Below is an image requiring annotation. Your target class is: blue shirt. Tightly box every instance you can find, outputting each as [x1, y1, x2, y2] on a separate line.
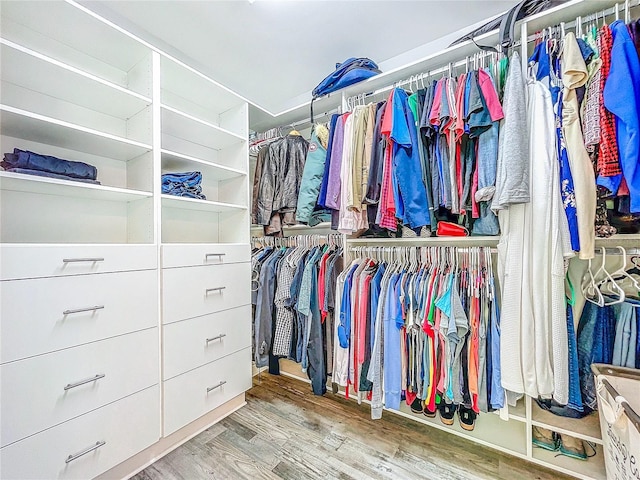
[603, 21, 640, 212]
[390, 88, 431, 228]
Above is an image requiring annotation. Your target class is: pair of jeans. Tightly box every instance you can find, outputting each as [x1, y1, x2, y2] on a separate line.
[577, 301, 616, 410]
[4, 168, 100, 184]
[162, 184, 205, 199]
[3, 149, 97, 180]
[612, 301, 638, 368]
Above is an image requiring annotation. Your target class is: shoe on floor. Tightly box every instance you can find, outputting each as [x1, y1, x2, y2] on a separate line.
[532, 427, 559, 451]
[558, 434, 587, 460]
[438, 402, 457, 426]
[410, 397, 423, 414]
[423, 405, 437, 418]
[458, 406, 477, 431]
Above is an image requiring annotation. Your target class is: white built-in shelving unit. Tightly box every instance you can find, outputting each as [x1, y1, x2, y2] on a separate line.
[0, 1, 251, 479]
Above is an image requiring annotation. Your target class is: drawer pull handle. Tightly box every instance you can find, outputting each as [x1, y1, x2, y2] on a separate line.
[64, 374, 105, 391]
[62, 258, 105, 263]
[205, 287, 226, 294]
[63, 305, 105, 315]
[206, 380, 227, 393]
[205, 253, 226, 259]
[206, 334, 227, 343]
[65, 441, 106, 464]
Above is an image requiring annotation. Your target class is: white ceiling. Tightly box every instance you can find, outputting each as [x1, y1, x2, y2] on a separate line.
[81, 0, 518, 127]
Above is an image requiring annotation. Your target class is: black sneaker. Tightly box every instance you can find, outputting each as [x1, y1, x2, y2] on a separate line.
[438, 402, 457, 426]
[410, 397, 423, 414]
[458, 405, 477, 431]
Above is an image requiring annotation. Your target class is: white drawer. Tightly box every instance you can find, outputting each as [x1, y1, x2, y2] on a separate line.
[1, 269, 158, 363]
[162, 262, 250, 324]
[163, 305, 251, 380]
[163, 347, 251, 435]
[1, 328, 159, 448]
[162, 243, 250, 268]
[0, 385, 159, 480]
[0, 244, 157, 280]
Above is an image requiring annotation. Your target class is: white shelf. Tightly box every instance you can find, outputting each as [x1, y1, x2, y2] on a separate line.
[0, 39, 151, 121]
[161, 194, 246, 213]
[161, 106, 245, 151]
[532, 443, 606, 480]
[0, 1, 150, 83]
[0, 105, 151, 161]
[594, 234, 640, 248]
[161, 56, 246, 120]
[250, 222, 332, 231]
[347, 236, 500, 246]
[531, 403, 602, 445]
[161, 150, 246, 181]
[0, 171, 152, 202]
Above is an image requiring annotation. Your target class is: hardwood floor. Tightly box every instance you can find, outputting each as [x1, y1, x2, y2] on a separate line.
[133, 374, 574, 480]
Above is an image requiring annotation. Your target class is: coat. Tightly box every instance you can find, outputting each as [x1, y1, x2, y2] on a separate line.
[255, 134, 308, 225]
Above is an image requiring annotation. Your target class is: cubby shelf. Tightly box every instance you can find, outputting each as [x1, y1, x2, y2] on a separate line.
[161, 194, 246, 213]
[0, 39, 151, 121]
[0, 105, 152, 161]
[161, 149, 246, 181]
[531, 402, 602, 444]
[161, 106, 245, 151]
[0, 171, 152, 203]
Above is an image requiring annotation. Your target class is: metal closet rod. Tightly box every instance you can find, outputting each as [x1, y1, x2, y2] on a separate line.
[347, 245, 498, 254]
[346, 0, 640, 107]
[521, 0, 640, 44]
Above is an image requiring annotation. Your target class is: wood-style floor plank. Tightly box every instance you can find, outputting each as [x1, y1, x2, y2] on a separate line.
[132, 374, 575, 480]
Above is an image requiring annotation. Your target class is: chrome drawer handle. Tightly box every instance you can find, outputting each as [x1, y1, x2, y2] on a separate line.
[205, 253, 225, 259]
[205, 287, 226, 294]
[206, 380, 227, 393]
[63, 305, 105, 315]
[62, 258, 104, 263]
[206, 334, 226, 343]
[64, 374, 105, 391]
[65, 441, 106, 464]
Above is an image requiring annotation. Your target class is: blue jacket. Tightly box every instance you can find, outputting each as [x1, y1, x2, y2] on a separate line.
[603, 21, 640, 213]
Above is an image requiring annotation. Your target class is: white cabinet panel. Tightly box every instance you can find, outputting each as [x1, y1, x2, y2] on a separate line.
[163, 347, 251, 435]
[1, 328, 158, 447]
[163, 305, 251, 380]
[161, 243, 249, 268]
[162, 262, 250, 324]
[1, 269, 158, 363]
[0, 244, 157, 280]
[0, 386, 159, 480]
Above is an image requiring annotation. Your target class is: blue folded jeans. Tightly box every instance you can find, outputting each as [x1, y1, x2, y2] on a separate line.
[161, 171, 206, 200]
[4, 168, 100, 184]
[3, 149, 97, 180]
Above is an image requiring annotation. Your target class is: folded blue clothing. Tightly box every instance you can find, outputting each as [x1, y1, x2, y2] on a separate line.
[162, 171, 206, 199]
[161, 171, 202, 188]
[4, 168, 101, 184]
[163, 185, 206, 200]
[2, 148, 98, 180]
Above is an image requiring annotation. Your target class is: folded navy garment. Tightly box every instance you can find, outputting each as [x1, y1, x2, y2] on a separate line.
[161, 171, 206, 200]
[5, 168, 101, 184]
[2, 148, 98, 180]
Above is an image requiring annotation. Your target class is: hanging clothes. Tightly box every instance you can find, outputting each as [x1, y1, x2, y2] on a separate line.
[251, 236, 343, 395]
[335, 246, 503, 426]
[254, 134, 309, 235]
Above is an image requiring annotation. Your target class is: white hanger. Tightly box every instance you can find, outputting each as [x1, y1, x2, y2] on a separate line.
[595, 247, 626, 305]
[607, 246, 640, 292]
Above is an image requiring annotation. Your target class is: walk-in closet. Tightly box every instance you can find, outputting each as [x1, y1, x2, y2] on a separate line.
[1, 1, 639, 479]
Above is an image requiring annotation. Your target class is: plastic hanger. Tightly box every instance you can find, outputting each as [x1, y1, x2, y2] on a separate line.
[610, 247, 640, 291]
[594, 247, 625, 305]
[582, 257, 605, 306]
